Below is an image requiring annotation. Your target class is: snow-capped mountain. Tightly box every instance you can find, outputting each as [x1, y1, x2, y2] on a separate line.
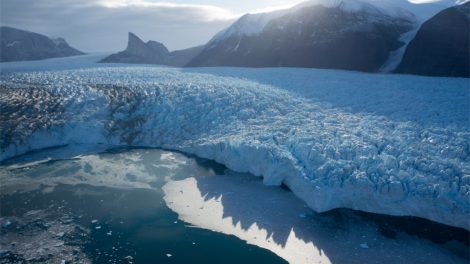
[0, 27, 85, 63]
[100, 32, 205, 67]
[98, 0, 467, 75]
[395, 2, 469, 78]
[186, 0, 419, 72]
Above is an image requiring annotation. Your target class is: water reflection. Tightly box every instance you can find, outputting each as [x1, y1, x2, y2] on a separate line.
[164, 170, 470, 264]
[0, 146, 286, 264]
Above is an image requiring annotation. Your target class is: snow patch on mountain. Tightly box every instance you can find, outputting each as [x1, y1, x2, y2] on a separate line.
[6, 41, 20, 47]
[49, 37, 68, 47]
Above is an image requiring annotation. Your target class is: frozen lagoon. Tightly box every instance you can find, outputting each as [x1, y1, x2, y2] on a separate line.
[0, 54, 469, 232]
[0, 146, 468, 263]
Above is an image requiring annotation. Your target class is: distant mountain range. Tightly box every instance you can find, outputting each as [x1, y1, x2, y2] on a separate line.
[1, 0, 467, 78]
[100, 0, 469, 78]
[0, 27, 86, 62]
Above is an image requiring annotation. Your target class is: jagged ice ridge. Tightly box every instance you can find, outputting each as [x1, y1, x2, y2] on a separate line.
[1, 56, 469, 230]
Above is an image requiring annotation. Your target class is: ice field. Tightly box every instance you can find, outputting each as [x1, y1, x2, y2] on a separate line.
[1, 54, 469, 230]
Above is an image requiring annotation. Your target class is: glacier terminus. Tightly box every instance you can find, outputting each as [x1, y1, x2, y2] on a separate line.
[1, 54, 468, 231]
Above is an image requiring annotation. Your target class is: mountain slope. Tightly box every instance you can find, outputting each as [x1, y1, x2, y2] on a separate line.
[394, 2, 470, 78]
[0, 27, 85, 63]
[186, 0, 418, 72]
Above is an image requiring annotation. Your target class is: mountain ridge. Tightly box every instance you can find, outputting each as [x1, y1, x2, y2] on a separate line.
[0, 26, 85, 63]
[99, 32, 204, 67]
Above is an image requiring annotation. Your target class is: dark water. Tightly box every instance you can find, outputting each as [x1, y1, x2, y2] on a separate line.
[0, 147, 288, 263]
[0, 184, 287, 264]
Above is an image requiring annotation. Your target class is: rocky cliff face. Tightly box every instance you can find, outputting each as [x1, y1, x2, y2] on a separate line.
[186, 2, 418, 72]
[394, 3, 469, 78]
[0, 27, 85, 62]
[100, 32, 169, 64]
[99, 33, 204, 67]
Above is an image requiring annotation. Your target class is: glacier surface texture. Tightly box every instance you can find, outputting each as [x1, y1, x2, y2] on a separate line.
[1, 55, 469, 230]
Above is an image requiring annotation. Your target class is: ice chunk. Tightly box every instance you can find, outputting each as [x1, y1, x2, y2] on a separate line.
[300, 213, 307, 218]
[56, 232, 65, 237]
[91, 220, 98, 224]
[167, 254, 172, 257]
[25, 210, 40, 216]
[95, 226, 101, 229]
[106, 232, 112, 236]
[2, 220, 11, 228]
[360, 243, 369, 249]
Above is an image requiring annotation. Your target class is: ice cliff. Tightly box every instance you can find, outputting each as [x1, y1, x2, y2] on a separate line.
[1, 56, 469, 230]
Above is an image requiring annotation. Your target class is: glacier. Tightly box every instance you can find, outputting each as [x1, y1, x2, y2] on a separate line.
[1, 54, 469, 230]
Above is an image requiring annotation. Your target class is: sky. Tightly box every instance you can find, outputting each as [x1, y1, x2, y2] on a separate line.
[0, 0, 462, 52]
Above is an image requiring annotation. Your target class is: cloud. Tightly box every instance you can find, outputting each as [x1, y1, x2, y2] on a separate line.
[0, 0, 240, 52]
[97, 0, 241, 21]
[247, 4, 298, 14]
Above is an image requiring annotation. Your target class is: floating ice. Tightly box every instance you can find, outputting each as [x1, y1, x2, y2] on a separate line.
[25, 211, 40, 217]
[56, 232, 65, 237]
[166, 254, 172, 257]
[360, 243, 369, 249]
[91, 220, 98, 224]
[2, 220, 11, 228]
[95, 226, 101, 229]
[106, 232, 112, 236]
